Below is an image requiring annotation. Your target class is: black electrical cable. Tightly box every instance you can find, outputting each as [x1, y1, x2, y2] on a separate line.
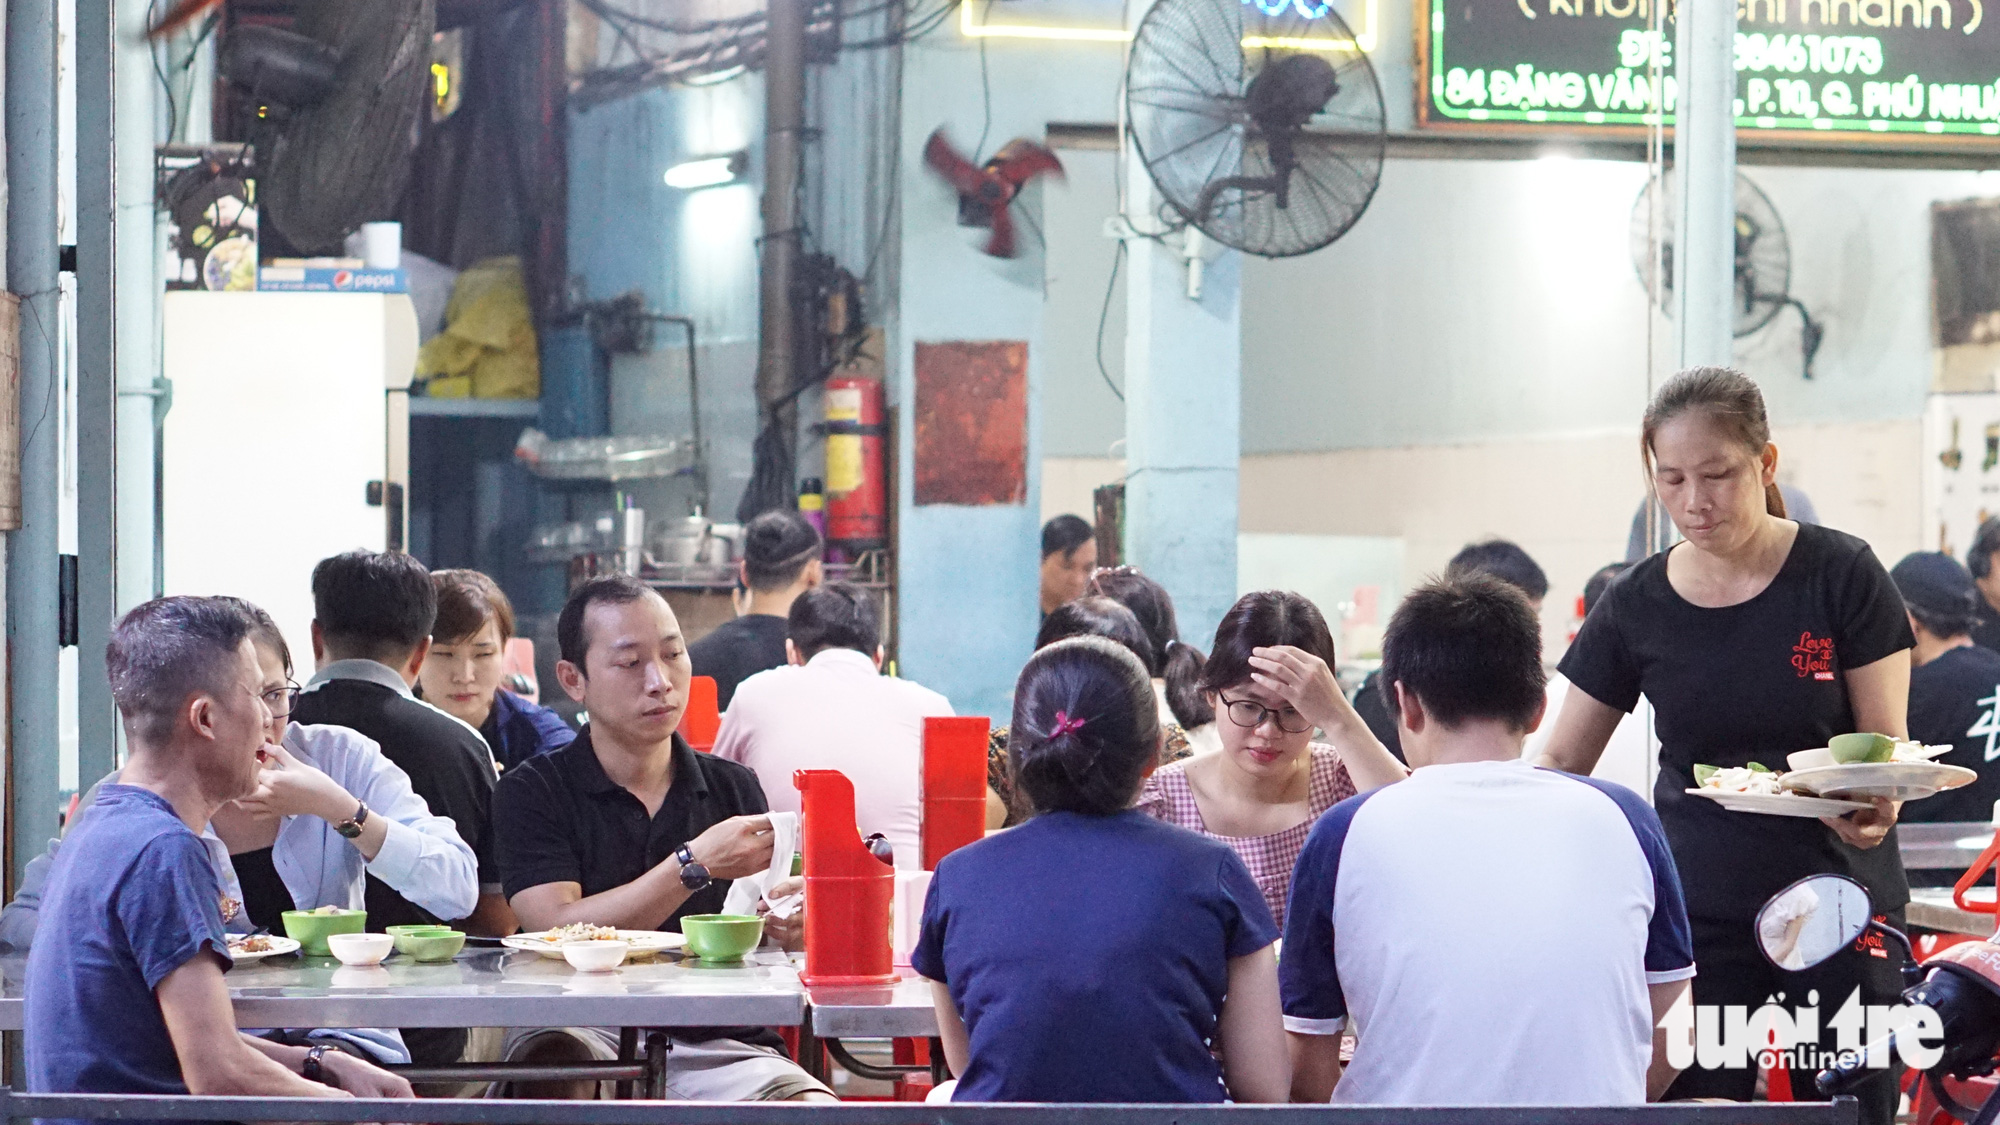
[971, 0, 992, 161]
[1094, 240, 1126, 402]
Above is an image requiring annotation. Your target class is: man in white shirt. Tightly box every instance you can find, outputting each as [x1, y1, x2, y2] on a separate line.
[712, 583, 955, 861]
[1282, 572, 1695, 1106]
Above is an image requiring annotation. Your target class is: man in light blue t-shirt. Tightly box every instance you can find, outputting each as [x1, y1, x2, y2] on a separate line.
[1282, 572, 1695, 1106]
[26, 597, 410, 1125]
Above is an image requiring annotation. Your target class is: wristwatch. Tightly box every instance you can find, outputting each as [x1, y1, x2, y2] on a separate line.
[675, 843, 711, 892]
[333, 802, 369, 840]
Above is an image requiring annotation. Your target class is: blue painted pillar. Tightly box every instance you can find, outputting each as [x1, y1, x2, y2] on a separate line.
[1121, 122, 1242, 648]
[890, 41, 1047, 724]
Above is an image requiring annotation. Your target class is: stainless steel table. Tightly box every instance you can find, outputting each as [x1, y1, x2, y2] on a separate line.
[1908, 888, 1995, 938]
[1899, 821, 1996, 876]
[0, 948, 806, 1032]
[799, 972, 944, 1087]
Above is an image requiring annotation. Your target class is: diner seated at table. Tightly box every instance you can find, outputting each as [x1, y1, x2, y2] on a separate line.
[916, 636, 1289, 1103]
[418, 568, 576, 771]
[492, 575, 833, 1101]
[26, 596, 414, 1115]
[1086, 566, 1218, 753]
[1890, 551, 2000, 830]
[987, 596, 1195, 827]
[293, 550, 510, 935]
[1282, 572, 1694, 1106]
[1138, 589, 1406, 928]
[690, 508, 824, 711]
[2, 602, 479, 1051]
[1355, 538, 1551, 763]
[712, 582, 954, 860]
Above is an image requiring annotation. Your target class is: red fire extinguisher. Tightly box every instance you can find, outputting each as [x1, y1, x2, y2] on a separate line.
[823, 376, 887, 552]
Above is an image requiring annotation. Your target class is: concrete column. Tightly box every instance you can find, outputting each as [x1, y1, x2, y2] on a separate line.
[75, 0, 121, 780]
[1120, 86, 1242, 647]
[115, 0, 158, 613]
[1672, 0, 1737, 368]
[9, 0, 64, 882]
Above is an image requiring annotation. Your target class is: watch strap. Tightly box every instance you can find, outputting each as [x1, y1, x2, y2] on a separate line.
[302, 1044, 329, 1083]
[334, 802, 369, 840]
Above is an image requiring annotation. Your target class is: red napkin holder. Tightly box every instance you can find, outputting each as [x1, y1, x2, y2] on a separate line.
[922, 716, 990, 870]
[795, 768, 897, 986]
[679, 676, 720, 752]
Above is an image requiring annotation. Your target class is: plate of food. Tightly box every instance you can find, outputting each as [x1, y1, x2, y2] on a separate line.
[1779, 733, 1976, 800]
[226, 933, 302, 962]
[1687, 763, 1873, 818]
[502, 924, 687, 961]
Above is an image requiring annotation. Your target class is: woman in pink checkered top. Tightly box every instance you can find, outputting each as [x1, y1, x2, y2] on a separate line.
[1138, 591, 1408, 928]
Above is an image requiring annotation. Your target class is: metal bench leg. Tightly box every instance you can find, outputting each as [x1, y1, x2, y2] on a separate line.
[614, 1028, 638, 1101]
[643, 1032, 670, 1100]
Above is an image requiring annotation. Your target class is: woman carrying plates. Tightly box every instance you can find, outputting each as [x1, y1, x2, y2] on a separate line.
[1541, 367, 1912, 1123]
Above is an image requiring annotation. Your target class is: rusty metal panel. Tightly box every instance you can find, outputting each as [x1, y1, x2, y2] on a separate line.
[913, 340, 1027, 507]
[0, 292, 20, 529]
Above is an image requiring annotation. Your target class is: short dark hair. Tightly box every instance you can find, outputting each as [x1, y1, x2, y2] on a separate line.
[1582, 563, 1630, 617]
[1972, 518, 2000, 580]
[217, 596, 291, 676]
[1381, 572, 1546, 731]
[1892, 552, 1980, 640]
[1447, 539, 1550, 602]
[557, 574, 657, 667]
[1202, 590, 1337, 694]
[433, 569, 515, 644]
[1041, 514, 1094, 561]
[743, 510, 823, 592]
[311, 550, 436, 661]
[1036, 596, 1154, 668]
[108, 596, 259, 744]
[1087, 567, 1212, 728]
[1009, 636, 1159, 816]
[788, 583, 879, 659]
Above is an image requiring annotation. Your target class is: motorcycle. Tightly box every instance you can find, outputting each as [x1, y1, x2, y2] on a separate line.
[1754, 873, 2000, 1125]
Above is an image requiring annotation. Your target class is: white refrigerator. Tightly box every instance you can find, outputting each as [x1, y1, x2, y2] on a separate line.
[160, 291, 417, 664]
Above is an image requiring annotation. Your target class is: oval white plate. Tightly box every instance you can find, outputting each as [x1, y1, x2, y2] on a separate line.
[226, 935, 301, 962]
[502, 930, 687, 961]
[1782, 762, 1977, 801]
[1685, 788, 1873, 818]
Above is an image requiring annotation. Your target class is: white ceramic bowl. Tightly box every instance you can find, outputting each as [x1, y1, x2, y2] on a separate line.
[326, 932, 395, 966]
[562, 940, 631, 972]
[1786, 748, 1838, 771]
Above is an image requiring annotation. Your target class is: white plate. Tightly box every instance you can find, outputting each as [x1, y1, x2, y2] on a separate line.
[502, 930, 687, 961]
[1782, 761, 1978, 801]
[1787, 744, 1953, 771]
[226, 935, 301, 962]
[1685, 788, 1873, 817]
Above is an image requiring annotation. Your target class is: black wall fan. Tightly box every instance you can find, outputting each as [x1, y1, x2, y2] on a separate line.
[1124, 0, 1385, 258]
[1630, 169, 1826, 378]
[221, 0, 435, 254]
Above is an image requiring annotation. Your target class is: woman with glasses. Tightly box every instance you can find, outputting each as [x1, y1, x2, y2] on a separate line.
[1, 598, 478, 949]
[1138, 591, 1406, 927]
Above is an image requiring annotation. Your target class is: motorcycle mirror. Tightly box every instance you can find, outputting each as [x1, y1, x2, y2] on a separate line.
[1758, 874, 1873, 972]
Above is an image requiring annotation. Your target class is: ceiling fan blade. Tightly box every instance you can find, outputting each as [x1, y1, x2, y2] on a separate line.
[923, 129, 990, 198]
[146, 0, 222, 38]
[984, 206, 1018, 258]
[990, 140, 1065, 187]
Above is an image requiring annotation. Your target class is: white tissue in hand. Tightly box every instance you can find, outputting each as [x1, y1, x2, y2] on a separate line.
[763, 891, 805, 920]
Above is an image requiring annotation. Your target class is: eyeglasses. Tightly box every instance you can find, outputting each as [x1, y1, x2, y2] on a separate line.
[1218, 694, 1314, 735]
[261, 683, 302, 718]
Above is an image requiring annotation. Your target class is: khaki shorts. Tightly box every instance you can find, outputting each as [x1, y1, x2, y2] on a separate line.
[497, 1026, 831, 1101]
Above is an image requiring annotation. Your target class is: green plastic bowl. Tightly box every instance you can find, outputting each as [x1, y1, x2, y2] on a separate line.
[397, 929, 465, 962]
[388, 925, 456, 955]
[681, 914, 765, 963]
[281, 908, 367, 956]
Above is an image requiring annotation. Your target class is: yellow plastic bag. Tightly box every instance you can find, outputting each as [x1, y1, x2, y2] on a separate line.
[415, 255, 540, 399]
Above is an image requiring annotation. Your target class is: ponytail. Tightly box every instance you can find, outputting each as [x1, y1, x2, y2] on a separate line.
[1161, 639, 1214, 728]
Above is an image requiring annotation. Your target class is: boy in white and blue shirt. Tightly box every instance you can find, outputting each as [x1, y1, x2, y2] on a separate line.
[1282, 572, 1695, 1106]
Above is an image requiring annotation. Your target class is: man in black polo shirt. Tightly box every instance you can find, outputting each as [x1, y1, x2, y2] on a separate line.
[689, 509, 822, 710]
[493, 575, 833, 1101]
[292, 551, 512, 1066]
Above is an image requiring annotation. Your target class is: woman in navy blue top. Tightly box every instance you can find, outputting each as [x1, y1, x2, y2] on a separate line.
[913, 636, 1288, 1103]
[418, 569, 576, 770]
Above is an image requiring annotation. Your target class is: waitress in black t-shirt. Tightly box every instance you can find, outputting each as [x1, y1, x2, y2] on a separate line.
[1543, 368, 1912, 1120]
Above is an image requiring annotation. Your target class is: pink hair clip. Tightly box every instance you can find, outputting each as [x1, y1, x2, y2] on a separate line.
[1049, 710, 1088, 738]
